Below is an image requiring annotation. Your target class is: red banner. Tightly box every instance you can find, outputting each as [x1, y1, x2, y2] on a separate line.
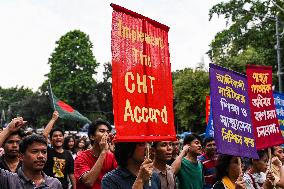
[205, 96, 210, 124]
[246, 65, 283, 149]
[111, 4, 176, 142]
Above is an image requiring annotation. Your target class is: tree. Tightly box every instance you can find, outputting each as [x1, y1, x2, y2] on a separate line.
[173, 64, 209, 133]
[94, 62, 114, 124]
[45, 30, 99, 116]
[208, 0, 284, 79]
[9, 93, 51, 129]
[0, 86, 34, 121]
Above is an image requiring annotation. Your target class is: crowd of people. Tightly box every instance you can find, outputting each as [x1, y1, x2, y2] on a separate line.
[0, 111, 284, 189]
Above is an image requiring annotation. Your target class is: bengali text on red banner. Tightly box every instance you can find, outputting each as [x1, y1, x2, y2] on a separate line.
[246, 65, 283, 149]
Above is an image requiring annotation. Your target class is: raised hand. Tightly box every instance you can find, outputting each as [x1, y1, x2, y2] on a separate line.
[263, 171, 275, 189]
[7, 117, 27, 133]
[99, 133, 110, 153]
[271, 156, 282, 168]
[51, 111, 59, 121]
[180, 144, 189, 157]
[137, 158, 154, 183]
[235, 173, 246, 189]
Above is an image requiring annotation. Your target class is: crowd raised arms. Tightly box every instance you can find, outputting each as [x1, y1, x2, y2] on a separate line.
[1, 115, 284, 189]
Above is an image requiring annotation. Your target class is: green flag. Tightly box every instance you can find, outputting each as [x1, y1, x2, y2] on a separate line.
[48, 83, 91, 124]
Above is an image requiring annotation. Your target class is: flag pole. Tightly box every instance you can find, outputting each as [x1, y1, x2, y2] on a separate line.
[48, 81, 56, 111]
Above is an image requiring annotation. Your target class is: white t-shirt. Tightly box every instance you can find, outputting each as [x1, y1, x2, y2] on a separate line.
[243, 172, 266, 189]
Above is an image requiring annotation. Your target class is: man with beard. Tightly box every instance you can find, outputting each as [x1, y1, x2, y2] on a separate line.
[0, 121, 25, 172]
[198, 137, 217, 189]
[101, 142, 161, 189]
[43, 111, 76, 189]
[0, 117, 62, 189]
[152, 141, 176, 189]
[172, 133, 204, 189]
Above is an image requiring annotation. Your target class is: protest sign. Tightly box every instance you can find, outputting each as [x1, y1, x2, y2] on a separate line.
[111, 4, 176, 142]
[210, 63, 258, 158]
[273, 92, 284, 138]
[246, 65, 283, 149]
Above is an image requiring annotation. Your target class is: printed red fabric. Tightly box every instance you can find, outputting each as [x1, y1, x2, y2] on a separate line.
[246, 65, 283, 149]
[111, 4, 176, 142]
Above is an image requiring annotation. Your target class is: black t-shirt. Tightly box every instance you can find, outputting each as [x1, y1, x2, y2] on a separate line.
[43, 147, 74, 189]
[0, 155, 22, 173]
[212, 181, 226, 189]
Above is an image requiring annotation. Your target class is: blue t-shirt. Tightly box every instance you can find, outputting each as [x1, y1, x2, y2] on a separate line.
[102, 166, 161, 189]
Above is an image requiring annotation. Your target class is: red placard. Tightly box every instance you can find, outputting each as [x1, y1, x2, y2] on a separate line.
[111, 4, 176, 142]
[246, 65, 283, 149]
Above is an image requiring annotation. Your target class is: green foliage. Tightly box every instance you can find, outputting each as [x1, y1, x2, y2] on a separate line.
[94, 62, 114, 124]
[46, 30, 99, 112]
[0, 86, 33, 110]
[0, 86, 34, 122]
[173, 66, 209, 133]
[208, 0, 284, 74]
[9, 93, 51, 129]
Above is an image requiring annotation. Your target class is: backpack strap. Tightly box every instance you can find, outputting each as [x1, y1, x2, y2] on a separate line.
[247, 173, 258, 189]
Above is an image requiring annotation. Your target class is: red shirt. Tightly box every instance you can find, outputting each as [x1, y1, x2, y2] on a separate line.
[74, 149, 117, 189]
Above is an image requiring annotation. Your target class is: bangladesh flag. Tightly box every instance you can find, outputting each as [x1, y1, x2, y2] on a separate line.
[48, 83, 91, 124]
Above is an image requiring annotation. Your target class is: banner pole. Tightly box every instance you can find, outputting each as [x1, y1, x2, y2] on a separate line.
[268, 147, 272, 169]
[237, 157, 242, 175]
[146, 143, 152, 186]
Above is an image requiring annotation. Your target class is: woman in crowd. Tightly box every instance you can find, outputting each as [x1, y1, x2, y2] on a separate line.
[75, 138, 87, 156]
[63, 135, 77, 159]
[213, 154, 246, 189]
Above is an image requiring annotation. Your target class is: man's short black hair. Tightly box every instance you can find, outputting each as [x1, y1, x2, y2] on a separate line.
[88, 118, 112, 138]
[114, 142, 137, 168]
[49, 127, 64, 139]
[4, 129, 26, 144]
[19, 134, 47, 154]
[183, 133, 202, 146]
[203, 137, 214, 147]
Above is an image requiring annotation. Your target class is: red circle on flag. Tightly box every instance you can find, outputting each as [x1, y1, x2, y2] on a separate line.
[57, 101, 74, 113]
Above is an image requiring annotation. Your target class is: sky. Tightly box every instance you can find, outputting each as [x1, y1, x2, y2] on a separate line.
[0, 0, 226, 91]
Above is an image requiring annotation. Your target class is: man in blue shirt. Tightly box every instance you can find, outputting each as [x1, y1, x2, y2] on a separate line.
[102, 142, 161, 189]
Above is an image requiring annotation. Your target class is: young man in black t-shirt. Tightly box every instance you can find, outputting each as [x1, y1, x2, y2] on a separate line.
[43, 111, 76, 189]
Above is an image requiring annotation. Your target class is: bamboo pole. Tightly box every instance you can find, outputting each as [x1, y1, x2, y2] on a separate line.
[238, 157, 242, 175]
[146, 143, 152, 186]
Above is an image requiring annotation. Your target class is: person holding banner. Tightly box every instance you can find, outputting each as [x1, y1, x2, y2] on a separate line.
[243, 149, 276, 189]
[270, 146, 284, 189]
[213, 155, 246, 189]
[101, 142, 161, 189]
[172, 134, 204, 189]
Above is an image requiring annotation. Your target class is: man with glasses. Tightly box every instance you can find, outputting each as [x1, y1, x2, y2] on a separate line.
[74, 119, 117, 189]
[167, 137, 180, 165]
